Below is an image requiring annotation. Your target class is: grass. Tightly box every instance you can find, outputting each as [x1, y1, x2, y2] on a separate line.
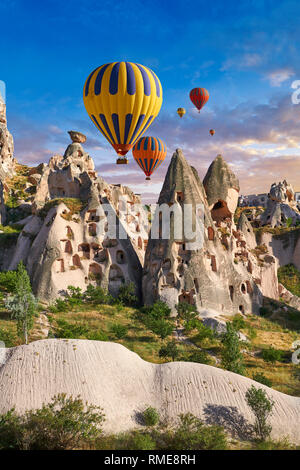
[278, 264, 300, 297]
[0, 224, 22, 248]
[39, 198, 87, 220]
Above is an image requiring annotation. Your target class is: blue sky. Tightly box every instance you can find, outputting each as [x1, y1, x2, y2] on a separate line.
[1, 0, 300, 201]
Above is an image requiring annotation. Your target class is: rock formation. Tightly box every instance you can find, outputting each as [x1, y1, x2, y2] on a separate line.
[260, 180, 300, 227]
[0, 92, 15, 223]
[1, 339, 299, 442]
[8, 132, 148, 301]
[142, 149, 262, 315]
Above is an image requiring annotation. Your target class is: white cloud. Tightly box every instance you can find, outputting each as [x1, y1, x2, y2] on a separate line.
[266, 69, 294, 87]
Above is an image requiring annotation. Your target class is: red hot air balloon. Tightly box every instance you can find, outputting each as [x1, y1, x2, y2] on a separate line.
[132, 136, 167, 180]
[209, 129, 215, 136]
[190, 88, 209, 112]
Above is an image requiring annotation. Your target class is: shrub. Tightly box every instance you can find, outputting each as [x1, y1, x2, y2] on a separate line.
[116, 431, 156, 450]
[261, 347, 283, 363]
[246, 385, 274, 441]
[278, 264, 300, 297]
[0, 270, 18, 293]
[48, 298, 69, 313]
[0, 328, 17, 347]
[142, 407, 160, 427]
[67, 286, 83, 306]
[160, 413, 228, 450]
[176, 302, 198, 322]
[84, 284, 112, 305]
[55, 319, 89, 339]
[252, 373, 273, 388]
[117, 282, 138, 306]
[147, 318, 173, 339]
[110, 323, 128, 339]
[0, 394, 105, 450]
[232, 314, 246, 331]
[159, 340, 179, 361]
[145, 301, 171, 319]
[87, 330, 109, 341]
[259, 306, 271, 317]
[221, 323, 245, 375]
[196, 321, 215, 342]
[185, 349, 210, 365]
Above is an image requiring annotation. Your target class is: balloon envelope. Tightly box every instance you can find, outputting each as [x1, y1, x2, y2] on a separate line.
[190, 87, 209, 112]
[177, 107, 186, 118]
[132, 136, 167, 180]
[209, 129, 215, 136]
[83, 62, 163, 160]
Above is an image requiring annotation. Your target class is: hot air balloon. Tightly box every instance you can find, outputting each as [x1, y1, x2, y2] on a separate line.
[209, 129, 215, 136]
[83, 62, 163, 164]
[132, 136, 167, 180]
[177, 107, 186, 118]
[190, 87, 209, 113]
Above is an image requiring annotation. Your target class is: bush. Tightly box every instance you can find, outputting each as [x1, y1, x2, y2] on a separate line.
[0, 394, 105, 450]
[221, 323, 245, 375]
[160, 413, 228, 450]
[176, 302, 198, 322]
[84, 284, 112, 305]
[110, 323, 128, 339]
[261, 347, 283, 363]
[87, 330, 109, 341]
[252, 372, 273, 388]
[0, 270, 18, 293]
[48, 298, 69, 313]
[55, 319, 89, 339]
[145, 301, 171, 319]
[196, 322, 215, 342]
[117, 282, 138, 306]
[159, 340, 179, 361]
[116, 431, 156, 450]
[185, 349, 210, 365]
[259, 307, 271, 317]
[246, 385, 274, 441]
[142, 407, 160, 427]
[232, 314, 246, 331]
[67, 286, 83, 306]
[146, 317, 173, 339]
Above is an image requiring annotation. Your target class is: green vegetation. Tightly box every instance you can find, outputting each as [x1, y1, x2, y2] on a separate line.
[246, 385, 274, 441]
[141, 407, 160, 427]
[278, 263, 300, 297]
[0, 394, 105, 450]
[38, 198, 87, 220]
[4, 262, 38, 344]
[261, 346, 284, 363]
[221, 323, 245, 375]
[0, 224, 22, 249]
[159, 340, 179, 361]
[252, 373, 273, 388]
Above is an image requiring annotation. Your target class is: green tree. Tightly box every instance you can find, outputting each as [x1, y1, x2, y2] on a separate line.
[246, 385, 274, 441]
[159, 340, 179, 361]
[147, 318, 173, 339]
[176, 302, 198, 322]
[221, 323, 244, 375]
[0, 394, 105, 450]
[5, 262, 37, 344]
[117, 282, 138, 306]
[110, 323, 128, 339]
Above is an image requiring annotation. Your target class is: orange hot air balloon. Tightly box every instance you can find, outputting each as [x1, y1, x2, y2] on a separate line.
[190, 87, 209, 112]
[177, 107, 186, 118]
[132, 136, 167, 180]
[209, 129, 215, 136]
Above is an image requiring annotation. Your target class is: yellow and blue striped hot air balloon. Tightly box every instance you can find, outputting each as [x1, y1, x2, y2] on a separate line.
[132, 136, 167, 180]
[83, 62, 163, 164]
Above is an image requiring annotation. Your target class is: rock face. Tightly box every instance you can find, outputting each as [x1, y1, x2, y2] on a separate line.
[1, 339, 300, 442]
[203, 154, 240, 220]
[260, 180, 300, 227]
[8, 132, 148, 301]
[0, 93, 15, 223]
[142, 149, 262, 315]
[0, 93, 14, 178]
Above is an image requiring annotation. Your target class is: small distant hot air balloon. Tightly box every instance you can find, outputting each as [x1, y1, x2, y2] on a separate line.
[209, 129, 215, 136]
[190, 87, 209, 112]
[132, 136, 167, 180]
[177, 107, 186, 118]
[83, 62, 163, 164]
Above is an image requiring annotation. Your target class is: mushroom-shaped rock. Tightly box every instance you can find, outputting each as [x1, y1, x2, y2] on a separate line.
[68, 130, 87, 144]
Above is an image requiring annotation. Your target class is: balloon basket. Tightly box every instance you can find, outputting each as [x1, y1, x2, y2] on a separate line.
[116, 157, 129, 165]
[145, 177, 151, 181]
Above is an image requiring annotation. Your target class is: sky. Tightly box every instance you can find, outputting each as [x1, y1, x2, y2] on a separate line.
[1, 0, 300, 202]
